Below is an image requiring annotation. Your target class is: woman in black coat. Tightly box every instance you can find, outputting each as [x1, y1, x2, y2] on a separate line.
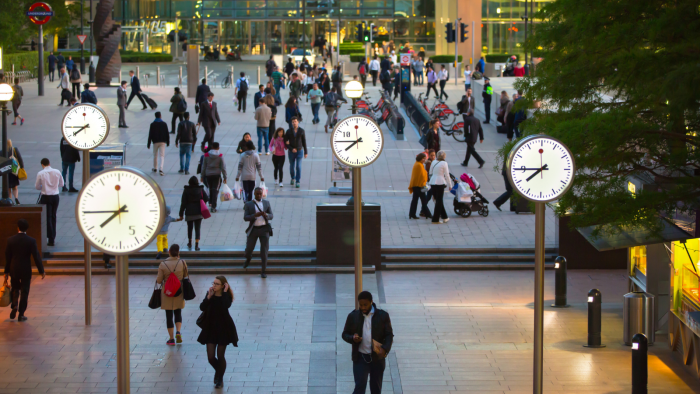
[198, 275, 238, 389]
[178, 176, 209, 251]
[425, 119, 441, 153]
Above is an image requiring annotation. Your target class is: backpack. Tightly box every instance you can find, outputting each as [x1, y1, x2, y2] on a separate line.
[513, 97, 527, 122]
[163, 259, 182, 297]
[379, 70, 389, 83]
[359, 64, 367, 75]
[239, 78, 248, 92]
[70, 68, 80, 81]
[176, 97, 187, 113]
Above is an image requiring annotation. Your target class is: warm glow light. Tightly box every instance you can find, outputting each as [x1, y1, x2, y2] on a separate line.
[0, 83, 14, 102]
[345, 80, 363, 99]
[587, 296, 594, 303]
[632, 343, 639, 350]
[497, 7, 501, 13]
[554, 262, 560, 269]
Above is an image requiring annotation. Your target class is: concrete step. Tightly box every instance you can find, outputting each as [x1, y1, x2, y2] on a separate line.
[382, 253, 557, 262]
[381, 262, 556, 270]
[24, 266, 375, 275]
[44, 257, 315, 267]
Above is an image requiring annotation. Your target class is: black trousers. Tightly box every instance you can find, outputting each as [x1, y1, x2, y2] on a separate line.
[464, 141, 485, 166]
[187, 219, 202, 240]
[206, 175, 222, 209]
[272, 155, 285, 182]
[484, 101, 491, 122]
[49, 68, 55, 82]
[245, 226, 270, 273]
[201, 124, 217, 149]
[237, 91, 247, 112]
[360, 74, 367, 88]
[353, 357, 385, 394]
[242, 180, 256, 202]
[370, 70, 378, 86]
[10, 275, 31, 315]
[426, 82, 438, 98]
[439, 80, 448, 99]
[127, 90, 147, 108]
[409, 187, 431, 218]
[72, 83, 81, 99]
[165, 309, 182, 329]
[40, 194, 59, 243]
[431, 185, 448, 222]
[506, 113, 516, 139]
[171, 113, 183, 134]
[494, 171, 513, 208]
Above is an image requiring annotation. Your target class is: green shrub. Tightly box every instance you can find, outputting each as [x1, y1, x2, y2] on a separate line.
[58, 50, 172, 63]
[349, 54, 370, 62]
[340, 47, 365, 55]
[429, 55, 463, 63]
[2, 51, 51, 76]
[485, 54, 519, 63]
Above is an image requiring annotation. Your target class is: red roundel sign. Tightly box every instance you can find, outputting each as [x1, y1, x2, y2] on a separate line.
[27, 2, 54, 25]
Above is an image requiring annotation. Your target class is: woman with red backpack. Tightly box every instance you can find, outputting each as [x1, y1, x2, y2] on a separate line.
[155, 244, 190, 346]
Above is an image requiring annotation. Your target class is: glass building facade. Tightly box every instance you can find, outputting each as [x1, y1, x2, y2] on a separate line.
[481, 0, 551, 57]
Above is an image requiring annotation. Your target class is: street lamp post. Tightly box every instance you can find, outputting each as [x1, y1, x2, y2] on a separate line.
[80, 0, 85, 74]
[344, 80, 364, 309]
[0, 83, 14, 206]
[88, 0, 95, 83]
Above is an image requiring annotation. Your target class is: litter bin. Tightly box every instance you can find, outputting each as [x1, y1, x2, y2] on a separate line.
[623, 291, 655, 345]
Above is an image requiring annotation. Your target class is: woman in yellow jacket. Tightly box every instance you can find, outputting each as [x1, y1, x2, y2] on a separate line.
[408, 152, 432, 219]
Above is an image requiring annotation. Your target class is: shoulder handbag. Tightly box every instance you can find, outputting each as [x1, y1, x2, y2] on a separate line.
[0, 279, 11, 307]
[200, 191, 211, 219]
[14, 149, 27, 181]
[148, 282, 162, 309]
[253, 201, 273, 237]
[181, 263, 196, 301]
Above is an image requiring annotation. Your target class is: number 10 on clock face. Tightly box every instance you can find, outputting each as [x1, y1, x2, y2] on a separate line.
[331, 115, 384, 168]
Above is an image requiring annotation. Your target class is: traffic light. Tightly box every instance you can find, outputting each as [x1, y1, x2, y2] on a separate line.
[445, 23, 455, 43]
[370, 23, 378, 42]
[460, 22, 468, 43]
[363, 29, 370, 42]
[356, 23, 364, 42]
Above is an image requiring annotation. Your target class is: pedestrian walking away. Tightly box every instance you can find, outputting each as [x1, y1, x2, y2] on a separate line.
[7, 139, 23, 205]
[460, 109, 485, 168]
[284, 97, 301, 130]
[358, 57, 368, 87]
[147, 112, 170, 175]
[11, 79, 24, 126]
[512, 89, 527, 138]
[463, 65, 472, 91]
[81, 83, 98, 104]
[493, 163, 513, 211]
[60, 136, 80, 192]
[482, 77, 493, 123]
[198, 276, 238, 389]
[265, 55, 277, 79]
[323, 89, 346, 133]
[428, 151, 452, 224]
[57, 68, 71, 106]
[285, 58, 295, 80]
[504, 92, 518, 141]
[235, 72, 249, 112]
[408, 153, 432, 219]
[195, 79, 211, 113]
[117, 81, 128, 128]
[308, 83, 323, 124]
[35, 158, 64, 246]
[201, 142, 227, 213]
[56, 53, 65, 72]
[155, 206, 182, 259]
[425, 67, 439, 99]
[126, 70, 148, 110]
[243, 188, 274, 278]
[156, 244, 189, 345]
[477, 56, 485, 74]
[169, 87, 187, 133]
[284, 117, 308, 187]
[412, 56, 424, 85]
[369, 56, 381, 86]
[253, 84, 265, 110]
[236, 141, 264, 202]
[269, 128, 287, 186]
[175, 112, 197, 174]
[265, 95, 278, 142]
[254, 98, 272, 154]
[438, 65, 449, 100]
[47, 52, 57, 82]
[289, 73, 302, 100]
[4, 219, 45, 322]
[342, 291, 394, 394]
[197, 92, 221, 151]
[179, 176, 209, 251]
[271, 67, 286, 103]
[70, 66, 82, 99]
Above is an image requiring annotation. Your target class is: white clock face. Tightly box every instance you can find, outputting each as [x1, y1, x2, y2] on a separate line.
[61, 103, 110, 150]
[331, 115, 384, 167]
[75, 167, 165, 255]
[508, 135, 575, 203]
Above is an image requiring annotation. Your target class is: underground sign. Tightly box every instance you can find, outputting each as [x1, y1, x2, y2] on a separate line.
[26, 2, 54, 25]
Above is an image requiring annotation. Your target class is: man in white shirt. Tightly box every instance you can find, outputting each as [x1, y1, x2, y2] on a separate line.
[464, 65, 472, 91]
[243, 188, 274, 278]
[437, 64, 449, 100]
[368, 56, 381, 86]
[56, 67, 70, 106]
[35, 158, 64, 246]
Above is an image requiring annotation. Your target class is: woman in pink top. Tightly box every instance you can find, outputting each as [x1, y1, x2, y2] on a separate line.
[269, 127, 287, 187]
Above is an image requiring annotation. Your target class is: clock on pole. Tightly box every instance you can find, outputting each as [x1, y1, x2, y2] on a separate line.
[507, 134, 576, 394]
[75, 166, 165, 394]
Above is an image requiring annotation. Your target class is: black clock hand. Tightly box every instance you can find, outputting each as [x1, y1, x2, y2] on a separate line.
[526, 164, 548, 182]
[519, 167, 550, 171]
[100, 205, 128, 228]
[83, 209, 130, 214]
[344, 137, 363, 151]
[72, 125, 90, 136]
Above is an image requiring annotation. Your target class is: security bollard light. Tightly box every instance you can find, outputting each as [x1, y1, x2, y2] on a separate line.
[632, 333, 648, 394]
[584, 289, 605, 348]
[551, 256, 570, 308]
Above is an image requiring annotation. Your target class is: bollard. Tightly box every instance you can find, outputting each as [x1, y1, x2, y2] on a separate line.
[205, 66, 208, 82]
[89, 61, 95, 83]
[156, 66, 160, 85]
[584, 289, 606, 348]
[230, 66, 234, 88]
[160, 74, 165, 88]
[551, 256, 570, 308]
[632, 333, 648, 394]
[179, 66, 183, 87]
[257, 66, 261, 85]
[136, 66, 140, 82]
[120, 69, 123, 84]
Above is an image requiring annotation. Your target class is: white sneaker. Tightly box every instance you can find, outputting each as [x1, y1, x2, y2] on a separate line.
[443, 218, 450, 223]
[279, 182, 284, 187]
[266, 152, 270, 155]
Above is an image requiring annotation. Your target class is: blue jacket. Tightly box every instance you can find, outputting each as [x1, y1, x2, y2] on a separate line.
[477, 59, 485, 73]
[81, 90, 98, 104]
[285, 105, 300, 123]
[65, 59, 74, 71]
[159, 207, 177, 234]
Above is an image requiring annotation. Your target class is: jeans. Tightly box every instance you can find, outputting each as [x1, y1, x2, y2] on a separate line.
[439, 80, 448, 100]
[288, 149, 303, 183]
[242, 180, 256, 202]
[416, 71, 424, 85]
[61, 162, 75, 189]
[352, 358, 385, 394]
[257, 127, 269, 153]
[325, 107, 336, 127]
[311, 103, 321, 123]
[465, 83, 471, 91]
[179, 144, 192, 172]
[274, 83, 282, 102]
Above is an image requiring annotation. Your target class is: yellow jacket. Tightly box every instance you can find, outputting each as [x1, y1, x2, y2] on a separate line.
[408, 161, 428, 193]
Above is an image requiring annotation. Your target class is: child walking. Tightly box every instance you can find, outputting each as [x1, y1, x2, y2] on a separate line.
[156, 206, 183, 260]
[269, 127, 287, 187]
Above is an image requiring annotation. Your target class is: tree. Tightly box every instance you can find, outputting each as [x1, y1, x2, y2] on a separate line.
[0, 0, 72, 52]
[508, 0, 700, 236]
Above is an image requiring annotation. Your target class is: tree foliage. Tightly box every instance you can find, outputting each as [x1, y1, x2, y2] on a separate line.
[0, 0, 73, 53]
[508, 0, 700, 235]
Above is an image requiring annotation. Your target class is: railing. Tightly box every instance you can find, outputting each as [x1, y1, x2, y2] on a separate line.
[378, 91, 405, 137]
[401, 91, 431, 136]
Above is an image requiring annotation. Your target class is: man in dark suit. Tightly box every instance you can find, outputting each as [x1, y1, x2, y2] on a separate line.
[197, 92, 221, 151]
[342, 291, 394, 394]
[117, 81, 128, 128]
[253, 84, 265, 110]
[80, 83, 98, 104]
[243, 187, 273, 278]
[4, 219, 45, 321]
[195, 78, 211, 109]
[47, 52, 57, 82]
[461, 109, 485, 168]
[126, 70, 147, 110]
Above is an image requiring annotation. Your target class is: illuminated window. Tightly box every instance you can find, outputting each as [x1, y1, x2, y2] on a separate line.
[630, 245, 647, 276]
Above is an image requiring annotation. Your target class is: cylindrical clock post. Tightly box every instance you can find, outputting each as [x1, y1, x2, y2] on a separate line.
[83, 150, 92, 326]
[115, 255, 131, 394]
[353, 167, 362, 310]
[533, 201, 545, 394]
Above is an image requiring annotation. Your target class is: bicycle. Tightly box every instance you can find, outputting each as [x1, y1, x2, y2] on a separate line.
[221, 71, 233, 89]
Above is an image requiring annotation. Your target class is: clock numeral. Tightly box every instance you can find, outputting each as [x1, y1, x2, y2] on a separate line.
[129, 226, 136, 235]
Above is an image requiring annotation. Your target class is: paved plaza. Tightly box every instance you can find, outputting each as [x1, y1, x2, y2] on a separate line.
[0, 270, 699, 393]
[9, 63, 555, 251]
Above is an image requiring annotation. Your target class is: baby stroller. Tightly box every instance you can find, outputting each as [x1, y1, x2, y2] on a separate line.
[450, 173, 490, 218]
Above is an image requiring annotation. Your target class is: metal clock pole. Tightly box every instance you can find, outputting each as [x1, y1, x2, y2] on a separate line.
[533, 201, 545, 394]
[115, 254, 130, 394]
[351, 95, 362, 310]
[83, 150, 92, 325]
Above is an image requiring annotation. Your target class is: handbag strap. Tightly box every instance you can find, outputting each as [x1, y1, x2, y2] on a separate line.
[164, 259, 180, 275]
[253, 201, 269, 226]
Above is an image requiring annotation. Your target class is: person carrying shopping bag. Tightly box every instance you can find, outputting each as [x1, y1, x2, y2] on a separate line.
[236, 141, 264, 202]
[200, 142, 227, 213]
